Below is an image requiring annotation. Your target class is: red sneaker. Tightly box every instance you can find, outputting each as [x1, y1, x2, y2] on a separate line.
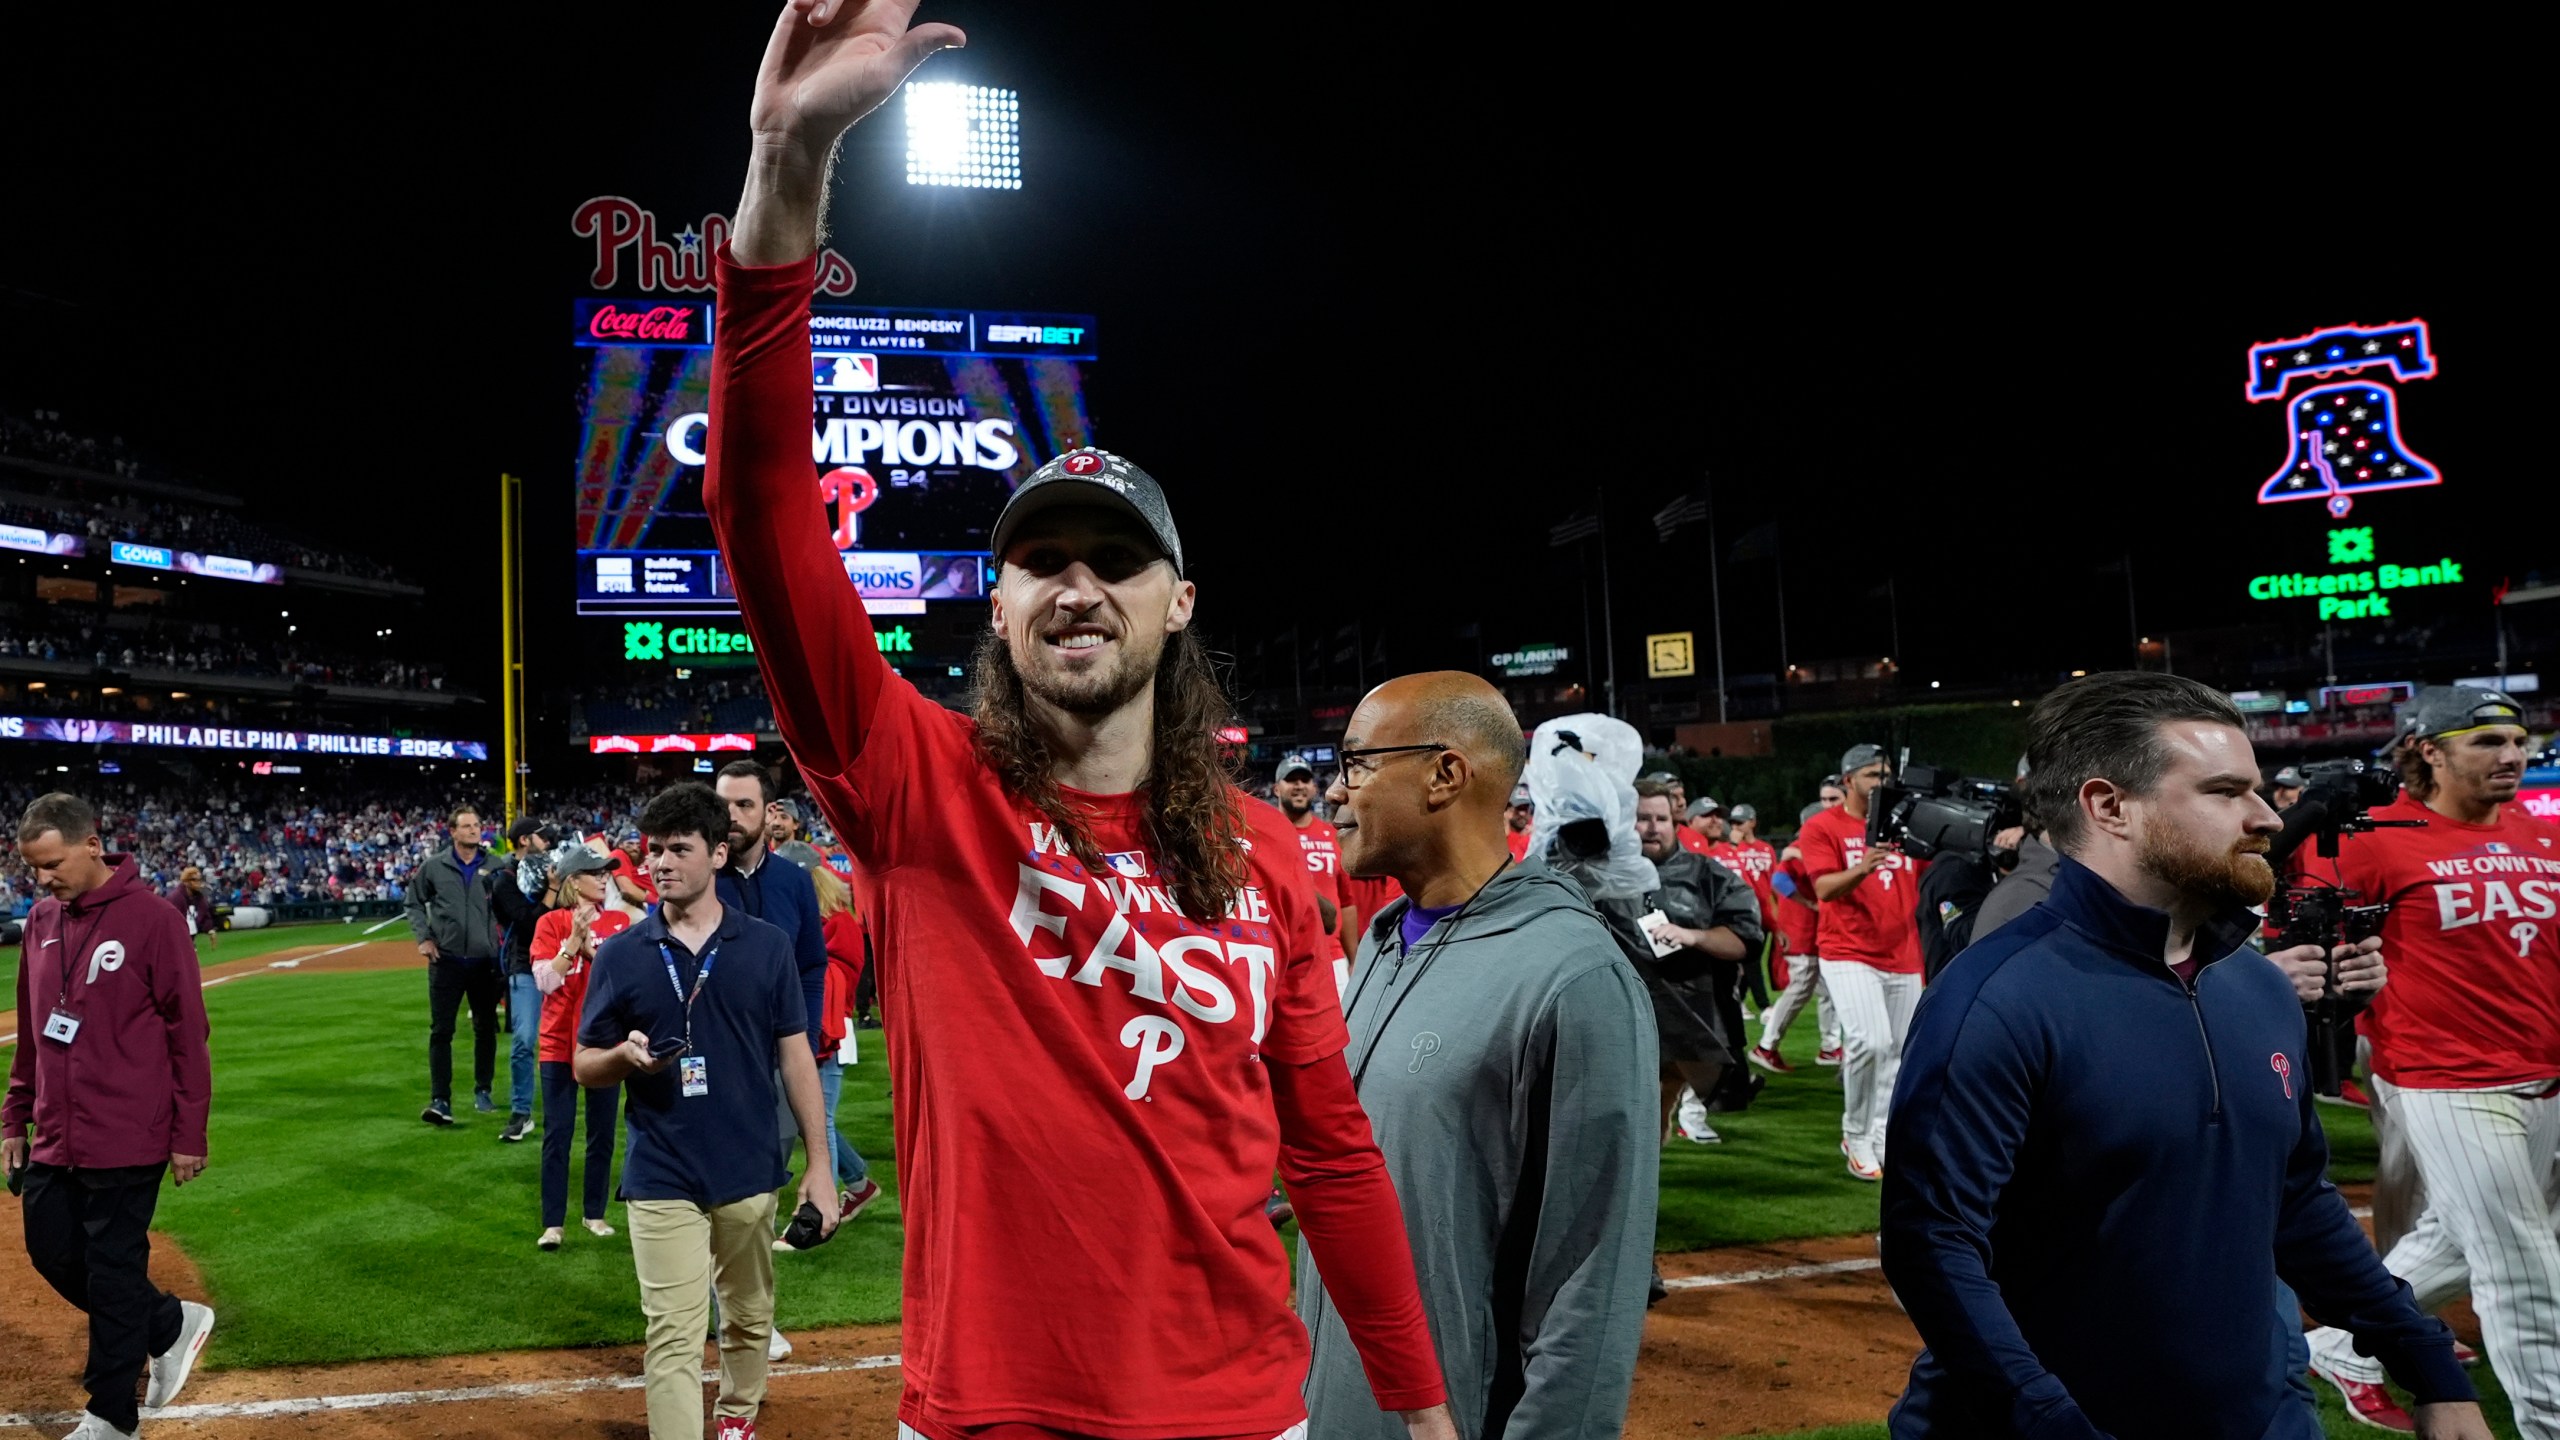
[1746, 1044, 1795, 1074]
[716, 1418, 759, 1440]
[2452, 1340, 2481, 1366]
[1263, 1188, 1295, 1228]
[838, 1177, 884, 1222]
[2321, 1078, 2373, 1109]
[2309, 1359, 2414, 1432]
[1815, 1046, 1845, 1067]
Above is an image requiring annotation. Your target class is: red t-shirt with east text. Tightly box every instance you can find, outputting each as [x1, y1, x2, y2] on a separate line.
[2318, 794, 2560, 1088]
[534, 907, 632, 1062]
[1288, 811, 1351, 971]
[1795, 805, 1926, 973]
[708, 249, 1436, 1440]
[1712, 838, 1780, 931]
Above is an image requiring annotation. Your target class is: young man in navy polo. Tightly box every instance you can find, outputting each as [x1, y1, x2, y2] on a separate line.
[575, 783, 841, 1440]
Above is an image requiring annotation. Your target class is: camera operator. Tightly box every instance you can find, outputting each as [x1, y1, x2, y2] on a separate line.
[2301, 686, 2560, 1438]
[1915, 823, 2024, 983]
[1798, 744, 1926, 1182]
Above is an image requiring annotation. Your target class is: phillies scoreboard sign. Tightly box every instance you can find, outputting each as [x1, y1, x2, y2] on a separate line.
[573, 197, 1096, 623]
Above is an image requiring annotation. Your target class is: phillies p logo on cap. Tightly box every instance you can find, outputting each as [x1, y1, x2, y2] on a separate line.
[1062, 451, 1104, 476]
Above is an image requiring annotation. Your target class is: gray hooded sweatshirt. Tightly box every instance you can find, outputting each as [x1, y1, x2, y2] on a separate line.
[1298, 860, 1660, 1440]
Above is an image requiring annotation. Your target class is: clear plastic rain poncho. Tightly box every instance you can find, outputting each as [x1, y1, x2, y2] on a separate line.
[1523, 712, 1657, 901]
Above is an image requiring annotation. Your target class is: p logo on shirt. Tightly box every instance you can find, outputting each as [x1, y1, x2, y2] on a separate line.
[2270, 1052, 2293, 1100]
[87, 939, 128, 985]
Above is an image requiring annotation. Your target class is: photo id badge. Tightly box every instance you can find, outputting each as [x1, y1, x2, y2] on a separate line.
[42, 1008, 81, 1044]
[679, 1055, 709, 1098]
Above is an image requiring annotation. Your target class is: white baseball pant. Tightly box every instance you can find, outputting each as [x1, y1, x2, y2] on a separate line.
[2304, 1079, 2560, 1440]
[1818, 958, 1920, 1148]
[1759, 953, 1840, 1053]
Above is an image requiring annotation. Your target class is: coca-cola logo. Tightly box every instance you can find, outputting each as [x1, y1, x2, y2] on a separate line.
[588, 304, 699, 342]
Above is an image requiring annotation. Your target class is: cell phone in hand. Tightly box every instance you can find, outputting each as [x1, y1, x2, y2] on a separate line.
[781, 1200, 833, 1250]
[648, 1036, 687, 1061]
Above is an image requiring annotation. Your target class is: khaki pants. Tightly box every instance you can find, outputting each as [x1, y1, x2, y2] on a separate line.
[630, 1193, 779, 1440]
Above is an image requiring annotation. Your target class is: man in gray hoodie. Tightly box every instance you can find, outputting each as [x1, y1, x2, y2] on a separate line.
[1303, 672, 1660, 1440]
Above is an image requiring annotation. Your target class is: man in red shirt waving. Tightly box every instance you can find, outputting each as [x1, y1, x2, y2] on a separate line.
[705, 7, 1450, 1437]
[1796, 744, 1927, 1182]
[2303, 687, 2560, 1436]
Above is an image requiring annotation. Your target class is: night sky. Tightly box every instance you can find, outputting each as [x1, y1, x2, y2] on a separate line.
[5, 9, 2542, 704]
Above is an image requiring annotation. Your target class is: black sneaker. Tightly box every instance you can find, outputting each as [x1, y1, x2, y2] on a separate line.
[1648, 1268, 1669, 1308]
[421, 1099, 455, 1127]
[500, 1115, 533, 1143]
[474, 1090, 497, 1114]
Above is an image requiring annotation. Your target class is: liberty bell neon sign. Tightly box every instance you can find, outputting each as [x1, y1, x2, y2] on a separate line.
[2248, 319, 2442, 518]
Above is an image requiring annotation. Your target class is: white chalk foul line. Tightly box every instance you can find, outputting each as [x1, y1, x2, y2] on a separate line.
[1662, 1256, 1880, 1290]
[0, 1354, 906, 1429]
[8, 932, 380, 1044]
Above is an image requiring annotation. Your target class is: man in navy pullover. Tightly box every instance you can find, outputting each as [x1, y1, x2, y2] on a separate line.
[1881, 672, 2487, 1440]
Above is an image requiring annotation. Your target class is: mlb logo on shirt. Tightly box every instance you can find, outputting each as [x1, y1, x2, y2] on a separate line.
[813, 353, 880, 392]
[2486, 842, 2513, 854]
[1104, 850, 1150, 878]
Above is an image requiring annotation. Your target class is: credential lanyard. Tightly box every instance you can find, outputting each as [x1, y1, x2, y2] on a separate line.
[658, 941, 719, 1053]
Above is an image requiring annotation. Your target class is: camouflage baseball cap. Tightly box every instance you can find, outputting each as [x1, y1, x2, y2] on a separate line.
[2395, 685, 2526, 745]
[991, 446, 1185, 576]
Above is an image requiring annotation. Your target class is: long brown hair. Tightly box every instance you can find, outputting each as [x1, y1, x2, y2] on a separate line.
[971, 623, 1247, 922]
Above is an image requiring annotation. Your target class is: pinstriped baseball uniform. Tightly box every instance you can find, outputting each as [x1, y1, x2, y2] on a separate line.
[2300, 794, 2560, 1440]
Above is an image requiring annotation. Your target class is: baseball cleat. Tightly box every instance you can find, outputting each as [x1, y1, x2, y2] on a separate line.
[145, 1300, 216, 1408]
[2309, 1357, 2415, 1432]
[2452, 1340, 2480, 1365]
[1746, 1044, 1795, 1074]
[1842, 1138, 1882, 1182]
[716, 1418, 758, 1440]
[1815, 1045, 1845, 1067]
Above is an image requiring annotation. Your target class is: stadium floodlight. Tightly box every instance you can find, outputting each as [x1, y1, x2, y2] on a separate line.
[905, 82, 1022, 190]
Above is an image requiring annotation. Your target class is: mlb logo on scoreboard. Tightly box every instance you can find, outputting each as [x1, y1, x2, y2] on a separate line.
[814, 353, 880, 393]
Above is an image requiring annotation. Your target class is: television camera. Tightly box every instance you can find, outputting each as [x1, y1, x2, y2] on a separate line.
[1865, 763, 2024, 866]
[2263, 756, 2423, 1097]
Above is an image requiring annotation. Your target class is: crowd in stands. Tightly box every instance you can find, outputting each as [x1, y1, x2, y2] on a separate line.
[1, 410, 407, 583]
[0, 778, 469, 915]
[0, 609, 451, 694]
[572, 675, 777, 737]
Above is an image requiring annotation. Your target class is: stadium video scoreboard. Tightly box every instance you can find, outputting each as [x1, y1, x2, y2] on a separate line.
[573, 294, 1097, 619]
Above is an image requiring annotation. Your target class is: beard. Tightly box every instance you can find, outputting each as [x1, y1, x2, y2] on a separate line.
[1278, 792, 1312, 818]
[2136, 824, 2277, 910]
[1014, 628, 1163, 718]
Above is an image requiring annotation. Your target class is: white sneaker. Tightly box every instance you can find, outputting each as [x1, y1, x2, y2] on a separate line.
[1841, 1137, 1882, 1182]
[767, 1326, 793, 1362]
[1675, 1092, 1719, 1144]
[145, 1299, 216, 1408]
[66, 1414, 140, 1440]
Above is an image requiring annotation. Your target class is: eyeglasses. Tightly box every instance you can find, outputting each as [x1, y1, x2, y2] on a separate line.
[1336, 742, 1449, 790]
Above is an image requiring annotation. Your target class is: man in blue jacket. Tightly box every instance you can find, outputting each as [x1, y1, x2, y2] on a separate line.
[1880, 672, 2488, 1440]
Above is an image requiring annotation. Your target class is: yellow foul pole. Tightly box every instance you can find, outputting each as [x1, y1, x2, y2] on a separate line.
[499, 472, 524, 828]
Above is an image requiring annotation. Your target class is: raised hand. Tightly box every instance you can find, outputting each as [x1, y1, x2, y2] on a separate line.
[736, 0, 964, 266]
[752, 0, 964, 157]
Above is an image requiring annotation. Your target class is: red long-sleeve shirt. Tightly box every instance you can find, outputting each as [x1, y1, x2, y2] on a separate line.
[706, 246, 1443, 1438]
[6, 856, 212, 1167]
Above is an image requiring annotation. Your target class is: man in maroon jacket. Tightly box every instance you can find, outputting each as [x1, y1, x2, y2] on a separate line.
[5, 793, 217, 1440]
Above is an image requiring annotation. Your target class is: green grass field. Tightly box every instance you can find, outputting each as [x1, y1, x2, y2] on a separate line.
[156, 965, 901, 1369]
[45, 953, 2519, 1438]
[2, 918, 379, 1015]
